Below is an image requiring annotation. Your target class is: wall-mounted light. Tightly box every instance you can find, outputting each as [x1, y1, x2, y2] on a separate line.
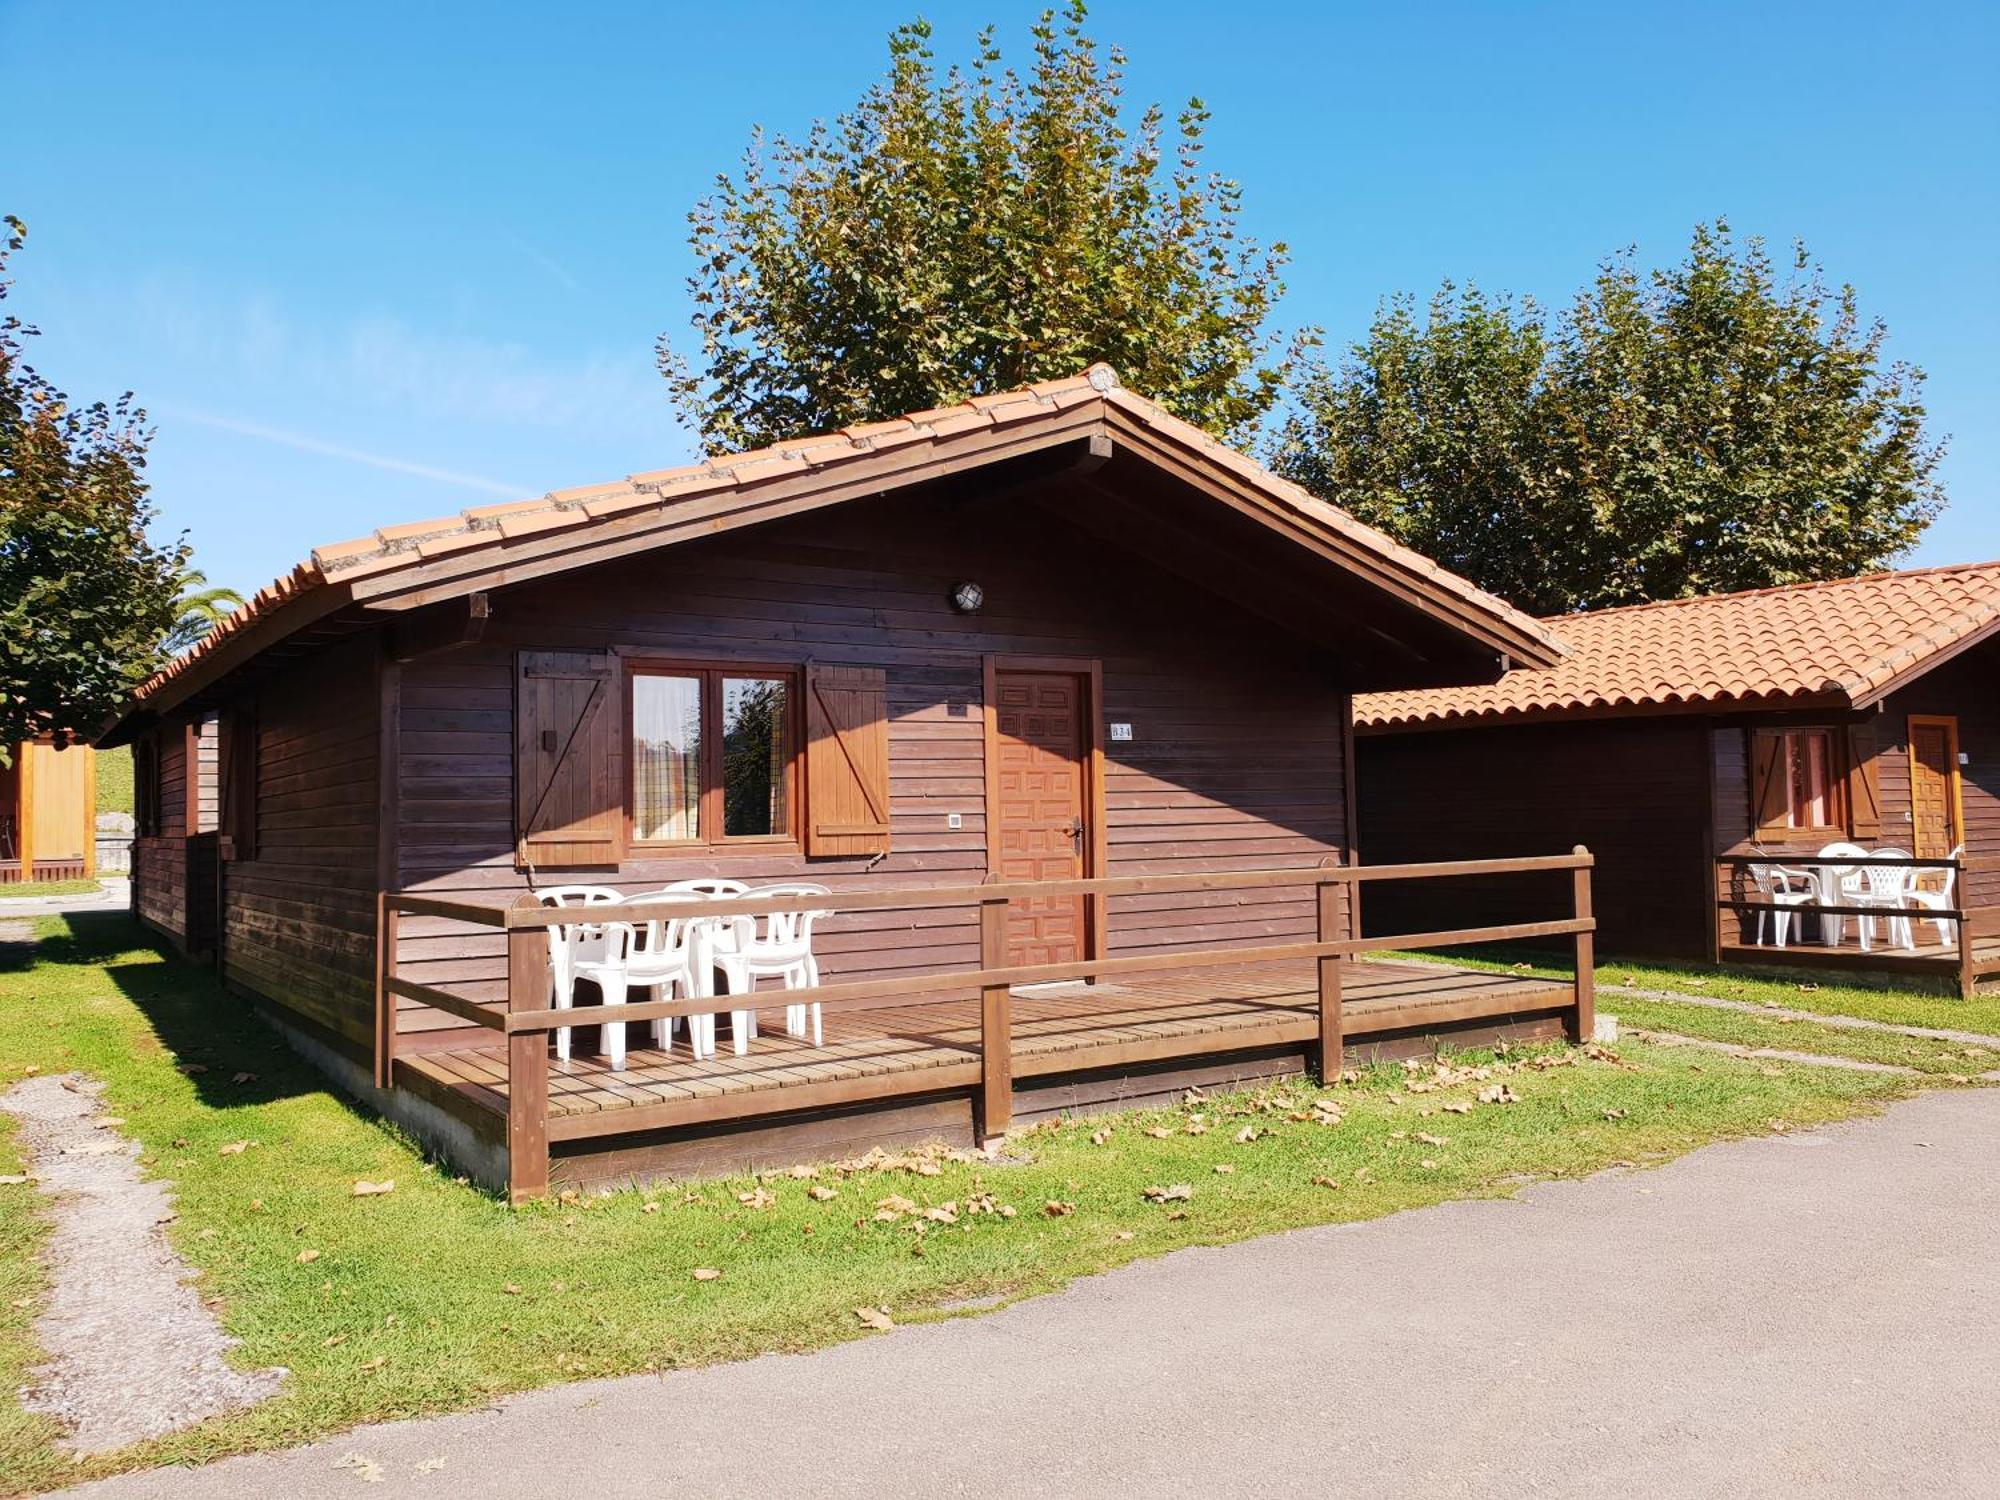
[950, 581, 985, 614]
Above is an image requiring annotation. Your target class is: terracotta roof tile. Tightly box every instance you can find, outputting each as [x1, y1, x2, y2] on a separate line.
[1355, 563, 2000, 730]
[122, 364, 1561, 716]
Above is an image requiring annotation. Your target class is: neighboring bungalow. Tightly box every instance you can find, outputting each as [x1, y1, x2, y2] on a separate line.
[99, 366, 1590, 1197]
[0, 738, 97, 885]
[1354, 564, 2000, 994]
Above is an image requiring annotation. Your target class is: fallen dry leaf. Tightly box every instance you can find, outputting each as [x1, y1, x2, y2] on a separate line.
[501, 1282, 522, 1295]
[1043, 1200, 1076, 1217]
[0, 1175, 29, 1187]
[1089, 1127, 1113, 1146]
[1478, 1084, 1520, 1105]
[738, 1187, 776, 1211]
[351, 1180, 395, 1197]
[1414, 1131, 1450, 1147]
[1142, 1183, 1193, 1204]
[808, 1184, 839, 1201]
[1212, 1163, 1235, 1175]
[322, 1333, 348, 1348]
[854, 1306, 894, 1331]
[1603, 1108, 1628, 1121]
[332, 1451, 384, 1484]
[359, 1356, 387, 1371]
[1420, 1158, 1439, 1170]
[218, 1139, 255, 1156]
[1233, 1125, 1259, 1144]
[232, 1071, 258, 1084]
[1143, 1125, 1173, 1140]
[922, 1202, 959, 1225]
[691, 1267, 722, 1282]
[1311, 1175, 1339, 1190]
[642, 1201, 660, 1214]
[414, 1458, 447, 1474]
[1440, 1100, 1473, 1115]
[296, 1248, 322, 1265]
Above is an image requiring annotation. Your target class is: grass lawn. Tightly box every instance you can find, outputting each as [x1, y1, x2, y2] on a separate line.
[0, 915, 1972, 1492]
[0, 880, 103, 902]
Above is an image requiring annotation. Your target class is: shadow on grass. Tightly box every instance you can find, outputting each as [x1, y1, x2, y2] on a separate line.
[4, 911, 346, 1113]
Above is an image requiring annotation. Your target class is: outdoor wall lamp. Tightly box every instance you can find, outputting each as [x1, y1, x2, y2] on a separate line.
[950, 581, 985, 614]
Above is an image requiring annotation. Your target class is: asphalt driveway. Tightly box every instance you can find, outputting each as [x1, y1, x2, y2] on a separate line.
[63, 1087, 2000, 1499]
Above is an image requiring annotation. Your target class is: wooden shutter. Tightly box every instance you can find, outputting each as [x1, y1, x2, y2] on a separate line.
[1845, 722, 1881, 839]
[515, 650, 620, 870]
[805, 664, 890, 856]
[218, 708, 258, 861]
[1750, 729, 1789, 834]
[134, 735, 159, 837]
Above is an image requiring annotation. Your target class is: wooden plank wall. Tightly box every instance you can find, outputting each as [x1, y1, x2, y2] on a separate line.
[133, 720, 192, 944]
[1875, 639, 2000, 911]
[219, 635, 381, 1051]
[390, 488, 1350, 1047]
[1357, 717, 1711, 958]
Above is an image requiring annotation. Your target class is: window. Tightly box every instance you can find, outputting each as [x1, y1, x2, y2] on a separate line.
[1752, 727, 1847, 836]
[629, 665, 795, 846]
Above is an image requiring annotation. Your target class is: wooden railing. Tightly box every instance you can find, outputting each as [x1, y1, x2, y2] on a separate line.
[1715, 853, 2000, 999]
[379, 848, 1597, 1200]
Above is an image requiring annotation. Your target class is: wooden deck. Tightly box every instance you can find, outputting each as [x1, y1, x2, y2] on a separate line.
[1719, 928, 2000, 985]
[397, 957, 1571, 1153]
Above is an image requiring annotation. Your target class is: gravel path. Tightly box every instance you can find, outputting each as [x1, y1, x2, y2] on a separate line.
[2, 1074, 284, 1453]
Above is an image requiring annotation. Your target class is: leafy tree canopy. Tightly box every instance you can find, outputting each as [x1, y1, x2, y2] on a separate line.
[661, 3, 1309, 452]
[0, 217, 187, 753]
[1271, 222, 1945, 615]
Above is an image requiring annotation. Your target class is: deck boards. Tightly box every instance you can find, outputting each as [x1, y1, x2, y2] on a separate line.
[396, 957, 1570, 1137]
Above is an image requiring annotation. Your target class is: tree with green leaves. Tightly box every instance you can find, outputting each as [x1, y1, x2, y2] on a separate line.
[660, 3, 1308, 453]
[0, 216, 186, 755]
[1271, 222, 1945, 615]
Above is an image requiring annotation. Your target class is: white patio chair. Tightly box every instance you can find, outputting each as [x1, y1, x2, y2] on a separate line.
[537, 885, 623, 1063]
[716, 882, 834, 1050]
[1815, 842, 1870, 945]
[1906, 844, 1964, 946]
[569, 892, 716, 1069]
[1746, 864, 1815, 948]
[655, 878, 756, 1048]
[1851, 848, 1917, 952]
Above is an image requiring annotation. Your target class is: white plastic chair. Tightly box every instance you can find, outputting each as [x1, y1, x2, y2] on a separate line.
[716, 882, 833, 1050]
[569, 892, 715, 1069]
[1851, 848, 1917, 952]
[1906, 844, 1963, 946]
[654, 879, 756, 1049]
[537, 885, 622, 1063]
[1814, 842, 1870, 945]
[1747, 864, 1815, 948]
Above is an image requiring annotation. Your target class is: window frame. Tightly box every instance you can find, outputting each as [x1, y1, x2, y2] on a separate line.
[1753, 725, 1851, 839]
[623, 658, 803, 852]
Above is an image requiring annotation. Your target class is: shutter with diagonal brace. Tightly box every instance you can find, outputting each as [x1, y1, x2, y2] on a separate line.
[515, 650, 621, 869]
[805, 664, 890, 856]
[1750, 729, 1789, 834]
[1845, 722, 1881, 840]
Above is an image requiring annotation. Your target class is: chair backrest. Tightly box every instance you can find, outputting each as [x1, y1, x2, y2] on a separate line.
[601, 889, 715, 963]
[539, 886, 624, 962]
[744, 882, 834, 947]
[1862, 848, 1915, 897]
[1929, 845, 1966, 900]
[1747, 864, 1788, 897]
[1816, 843, 1868, 895]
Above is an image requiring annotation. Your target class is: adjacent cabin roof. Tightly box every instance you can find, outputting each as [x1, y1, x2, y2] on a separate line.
[103, 364, 1564, 742]
[1355, 562, 2000, 733]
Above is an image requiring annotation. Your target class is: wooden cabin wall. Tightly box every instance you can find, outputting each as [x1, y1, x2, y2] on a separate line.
[134, 718, 196, 946]
[1357, 717, 1712, 958]
[389, 489, 1351, 1046]
[218, 635, 381, 1053]
[1865, 639, 2000, 911]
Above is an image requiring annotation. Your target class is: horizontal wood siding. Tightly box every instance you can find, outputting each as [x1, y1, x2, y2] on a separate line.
[392, 488, 1348, 1041]
[220, 636, 380, 1050]
[1877, 637, 2000, 911]
[1358, 717, 1710, 958]
[132, 835, 187, 945]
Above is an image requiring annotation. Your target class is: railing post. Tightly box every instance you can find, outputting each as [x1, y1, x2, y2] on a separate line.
[1569, 846, 1595, 1044]
[977, 886, 1012, 1147]
[373, 892, 398, 1090]
[506, 914, 551, 1203]
[1315, 867, 1344, 1083]
[1957, 858, 1977, 1000]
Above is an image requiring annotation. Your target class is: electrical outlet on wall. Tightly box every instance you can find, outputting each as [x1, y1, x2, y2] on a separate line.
[947, 812, 962, 830]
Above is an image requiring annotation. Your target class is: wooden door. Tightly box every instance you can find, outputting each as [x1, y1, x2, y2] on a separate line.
[1909, 716, 1962, 859]
[990, 670, 1090, 967]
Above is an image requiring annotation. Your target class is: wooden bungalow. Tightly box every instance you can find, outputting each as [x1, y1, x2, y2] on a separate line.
[1, 738, 98, 884]
[99, 365, 1593, 1199]
[1354, 564, 2000, 995]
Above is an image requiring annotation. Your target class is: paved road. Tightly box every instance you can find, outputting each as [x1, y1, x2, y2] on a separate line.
[66, 1089, 2000, 1499]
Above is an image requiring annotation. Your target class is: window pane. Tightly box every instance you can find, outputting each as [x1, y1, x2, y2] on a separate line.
[1786, 731, 1832, 829]
[721, 677, 789, 837]
[633, 675, 702, 841]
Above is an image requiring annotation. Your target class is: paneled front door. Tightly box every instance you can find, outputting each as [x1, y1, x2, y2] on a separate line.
[989, 669, 1090, 967]
[1909, 715, 1962, 859]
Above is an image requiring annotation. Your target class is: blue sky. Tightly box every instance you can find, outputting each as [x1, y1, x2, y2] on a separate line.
[4, 0, 1995, 597]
